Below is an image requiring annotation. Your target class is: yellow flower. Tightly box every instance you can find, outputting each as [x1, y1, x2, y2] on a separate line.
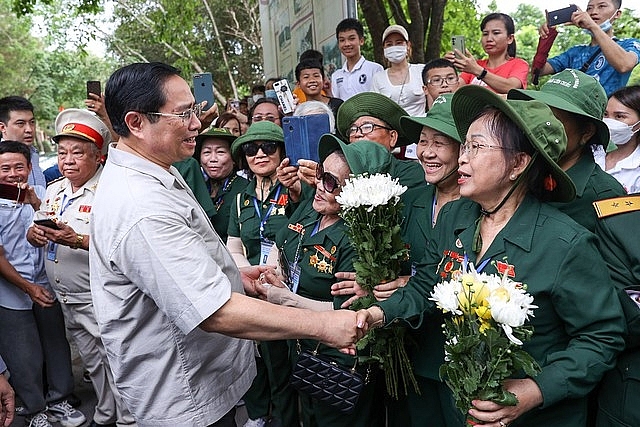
[458, 274, 490, 314]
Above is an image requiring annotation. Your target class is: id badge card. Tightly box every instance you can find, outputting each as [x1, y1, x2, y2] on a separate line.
[259, 237, 274, 266]
[289, 263, 301, 294]
[47, 242, 58, 261]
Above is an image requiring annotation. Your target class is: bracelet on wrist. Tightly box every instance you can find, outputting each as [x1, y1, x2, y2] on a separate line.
[73, 233, 84, 249]
[477, 68, 488, 80]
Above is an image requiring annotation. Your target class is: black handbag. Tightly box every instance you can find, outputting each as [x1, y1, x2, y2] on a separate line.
[290, 342, 365, 414]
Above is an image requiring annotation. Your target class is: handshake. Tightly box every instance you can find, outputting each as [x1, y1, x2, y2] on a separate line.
[241, 265, 384, 355]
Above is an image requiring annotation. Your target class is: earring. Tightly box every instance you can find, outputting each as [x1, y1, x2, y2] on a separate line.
[510, 174, 517, 181]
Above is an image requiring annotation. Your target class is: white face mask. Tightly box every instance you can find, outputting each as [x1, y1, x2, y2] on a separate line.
[384, 45, 408, 64]
[583, 10, 618, 36]
[603, 117, 640, 145]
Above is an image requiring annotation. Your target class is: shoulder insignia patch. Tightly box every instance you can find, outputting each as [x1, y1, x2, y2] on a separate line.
[593, 195, 640, 219]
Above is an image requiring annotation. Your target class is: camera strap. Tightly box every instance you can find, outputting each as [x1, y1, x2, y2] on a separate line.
[580, 48, 602, 73]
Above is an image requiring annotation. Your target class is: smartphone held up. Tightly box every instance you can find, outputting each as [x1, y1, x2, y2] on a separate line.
[547, 5, 578, 26]
[193, 72, 215, 111]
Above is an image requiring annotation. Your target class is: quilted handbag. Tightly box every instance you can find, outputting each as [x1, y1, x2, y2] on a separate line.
[290, 343, 364, 414]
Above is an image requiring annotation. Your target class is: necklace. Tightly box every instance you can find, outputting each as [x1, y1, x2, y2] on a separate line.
[396, 67, 410, 105]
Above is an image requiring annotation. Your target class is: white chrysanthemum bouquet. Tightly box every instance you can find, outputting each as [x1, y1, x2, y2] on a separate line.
[336, 173, 418, 398]
[429, 263, 541, 424]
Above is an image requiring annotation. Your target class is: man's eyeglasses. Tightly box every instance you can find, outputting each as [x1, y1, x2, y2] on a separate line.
[346, 122, 392, 138]
[241, 141, 279, 157]
[251, 114, 279, 123]
[418, 138, 454, 151]
[144, 103, 203, 122]
[427, 75, 459, 87]
[460, 141, 509, 158]
[315, 163, 342, 193]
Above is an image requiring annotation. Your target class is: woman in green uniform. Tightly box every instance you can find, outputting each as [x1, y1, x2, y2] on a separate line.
[260, 135, 393, 427]
[391, 93, 464, 427]
[365, 86, 626, 427]
[227, 120, 298, 427]
[508, 69, 625, 231]
[193, 128, 247, 242]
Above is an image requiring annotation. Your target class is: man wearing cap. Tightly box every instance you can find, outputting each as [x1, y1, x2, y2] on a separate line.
[508, 68, 625, 231]
[335, 92, 426, 188]
[0, 141, 85, 427]
[27, 109, 133, 427]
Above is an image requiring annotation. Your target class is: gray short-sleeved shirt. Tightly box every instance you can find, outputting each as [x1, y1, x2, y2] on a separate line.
[89, 145, 255, 427]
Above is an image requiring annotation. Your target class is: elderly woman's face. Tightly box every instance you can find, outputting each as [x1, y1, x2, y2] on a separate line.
[457, 116, 513, 205]
[243, 140, 282, 177]
[313, 153, 350, 217]
[416, 126, 459, 186]
[200, 138, 234, 181]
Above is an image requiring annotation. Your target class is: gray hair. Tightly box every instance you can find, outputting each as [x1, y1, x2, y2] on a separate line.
[293, 100, 335, 133]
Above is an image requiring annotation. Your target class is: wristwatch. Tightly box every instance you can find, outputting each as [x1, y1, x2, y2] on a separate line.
[477, 68, 488, 80]
[74, 233, 85, 249]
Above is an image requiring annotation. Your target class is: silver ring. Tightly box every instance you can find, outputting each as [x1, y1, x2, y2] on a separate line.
[91, 103, 95, 108]
[259, 273, 265, 283]
[499, 421, 507, 427]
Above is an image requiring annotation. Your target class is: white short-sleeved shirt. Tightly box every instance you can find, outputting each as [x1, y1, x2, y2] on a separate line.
[331, 56, 383, 101]
[593, 144, 640, 193]
[89, 145, 255, 427]
[43, 167, 101, 303]
[370, 63, 426, 117]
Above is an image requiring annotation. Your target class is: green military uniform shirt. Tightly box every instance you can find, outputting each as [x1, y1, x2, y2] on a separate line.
[551, 151, 625, 232]
[275, 199, 380, 427]
[210, 174, 248, 242]
[391, 157, 426, 189]
[173, 157, 216, 218]
[228, 180, 294, 265]
[593, 194, 640, 427]
[379, 195, 625, 427]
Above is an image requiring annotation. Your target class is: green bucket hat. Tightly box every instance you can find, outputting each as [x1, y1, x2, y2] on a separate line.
[196, 127, 237, 144]
[318, 133, 392, 175]
[230, 121, 284, 159]
[400, 94, 461, 143]
[194, 128, 237, 160]
[508, 69, 610, 147]
[452, 85, 576, 203]
[336, 92, 411, 146]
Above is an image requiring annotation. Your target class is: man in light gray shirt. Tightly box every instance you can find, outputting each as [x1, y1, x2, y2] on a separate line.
[90, 62, 370, 427]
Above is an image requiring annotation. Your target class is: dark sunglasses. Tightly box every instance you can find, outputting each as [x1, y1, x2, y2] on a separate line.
[315, 163, 342, 193]
[241, 141, 279, 157]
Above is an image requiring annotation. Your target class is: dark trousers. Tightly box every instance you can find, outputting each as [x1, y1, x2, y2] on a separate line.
[0, 302, 74, 415]
[208, 407, 236, 427]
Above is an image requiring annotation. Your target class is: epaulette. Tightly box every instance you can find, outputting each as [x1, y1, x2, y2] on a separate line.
[593, 194, 640, 219]
[47, 176, 66, 186]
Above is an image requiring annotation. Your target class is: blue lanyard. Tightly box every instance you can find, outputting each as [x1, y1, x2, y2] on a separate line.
[253, 184, 282, 238]
[59, 194, 75, 216]
[431, 196, 437, 228]
[463, 252, 491, 273]
[310, 219, 321, 237]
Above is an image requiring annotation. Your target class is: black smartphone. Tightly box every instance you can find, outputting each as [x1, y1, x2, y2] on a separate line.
[34, 219, 60, 230]
[0, 183, 25, 202]
[547, 5, 578, 26]
[193, 73, 215, 111]
[87, 80, 101, 98]
[452, 35, 466, 59]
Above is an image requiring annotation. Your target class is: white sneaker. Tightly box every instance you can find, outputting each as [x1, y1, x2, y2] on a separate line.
[243, 417, 267, 427]
[47, 400, 87, 427]
[27, 412, 53, 427]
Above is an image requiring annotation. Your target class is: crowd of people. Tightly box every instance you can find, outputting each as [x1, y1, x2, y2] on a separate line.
[0, 0, 639, 427]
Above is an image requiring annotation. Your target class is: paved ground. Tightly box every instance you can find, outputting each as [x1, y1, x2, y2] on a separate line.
[10, 340, 251, 426]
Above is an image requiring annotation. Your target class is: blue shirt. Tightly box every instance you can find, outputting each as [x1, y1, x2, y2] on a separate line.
[0, 185, 52, 310]
[28, 146, 46, 188]
[548, 38, 640, 96]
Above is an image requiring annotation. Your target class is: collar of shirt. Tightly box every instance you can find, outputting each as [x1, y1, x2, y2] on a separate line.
[341, 55, 366, 73]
